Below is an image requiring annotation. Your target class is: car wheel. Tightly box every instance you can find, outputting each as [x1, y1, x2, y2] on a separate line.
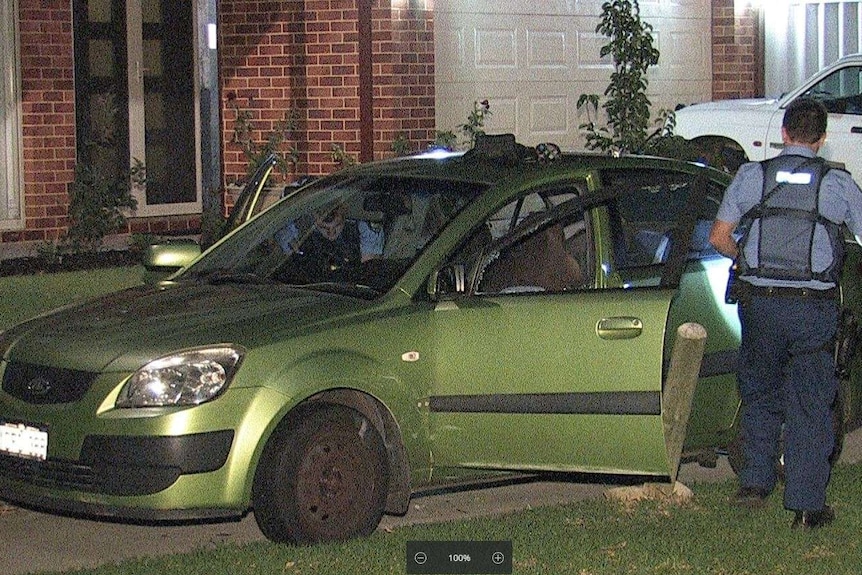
[252, 404, 389, 544]
[727, 394, 846, 478]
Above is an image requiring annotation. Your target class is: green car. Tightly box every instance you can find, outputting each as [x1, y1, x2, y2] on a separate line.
[1, 136, 861, 543]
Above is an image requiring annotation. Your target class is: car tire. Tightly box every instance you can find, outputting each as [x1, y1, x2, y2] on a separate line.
[252, 404, 389, 544]
[727, 393, 846, 478]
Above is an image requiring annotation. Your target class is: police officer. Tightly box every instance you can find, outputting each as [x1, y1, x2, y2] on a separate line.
[710, 97, 862, 528]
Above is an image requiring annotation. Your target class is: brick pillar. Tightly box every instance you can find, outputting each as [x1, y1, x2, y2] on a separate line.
[219, 0, 436, 186]
[712, 0, 762, 100]
[6, 0, 76, 244]
[374, 1, 435, 158]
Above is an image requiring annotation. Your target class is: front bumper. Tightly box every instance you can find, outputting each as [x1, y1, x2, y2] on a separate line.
[0, 359, 289, 521]
[0, 430, 242, 521]
[0, 430, 234, 496]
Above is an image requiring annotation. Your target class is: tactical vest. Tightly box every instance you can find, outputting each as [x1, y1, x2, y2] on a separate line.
[736, 154, 844, 284]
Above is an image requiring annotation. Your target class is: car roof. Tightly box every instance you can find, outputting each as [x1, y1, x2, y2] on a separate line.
[336, 139, 725, 192]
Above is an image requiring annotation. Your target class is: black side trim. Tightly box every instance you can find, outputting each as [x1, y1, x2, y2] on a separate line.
[429, 391, 661, 416]
[81, 431, 234, 475]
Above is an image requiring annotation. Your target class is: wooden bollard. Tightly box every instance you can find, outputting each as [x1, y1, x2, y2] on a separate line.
[662, 322, 708, 484]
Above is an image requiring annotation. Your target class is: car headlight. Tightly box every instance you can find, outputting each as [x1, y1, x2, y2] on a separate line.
[116, 346, 245, 408]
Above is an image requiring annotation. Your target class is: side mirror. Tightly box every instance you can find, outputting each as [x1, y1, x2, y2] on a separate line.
[141, 239, 201, 284]
[427, 263, 466, 299]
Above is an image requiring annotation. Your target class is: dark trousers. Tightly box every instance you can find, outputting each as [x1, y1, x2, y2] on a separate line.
[736, 295, 838, 511]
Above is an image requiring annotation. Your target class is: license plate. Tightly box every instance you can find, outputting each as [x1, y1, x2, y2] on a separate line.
[0, 422, 48, 461]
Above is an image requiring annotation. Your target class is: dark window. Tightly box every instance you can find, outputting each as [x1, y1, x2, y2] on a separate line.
[803, 65, 862, 115]
[452, 186, 593, 295]
[73, 0, 196, 207]
[600, 169, 720, 273]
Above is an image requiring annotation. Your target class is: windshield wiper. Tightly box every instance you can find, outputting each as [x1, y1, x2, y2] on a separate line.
[293, 282, 381, 298]
[202, 270, 278, 285]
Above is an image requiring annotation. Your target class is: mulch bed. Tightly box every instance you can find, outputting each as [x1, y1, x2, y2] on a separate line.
[0, 250, 139, 277]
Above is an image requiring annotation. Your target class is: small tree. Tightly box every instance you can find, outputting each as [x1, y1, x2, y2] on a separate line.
[577, 0, 661, 155]
[66, 159, 142, 252]
[228, 94, 299, 181]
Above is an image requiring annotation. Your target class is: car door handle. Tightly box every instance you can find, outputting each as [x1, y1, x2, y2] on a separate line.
[852, 126, 862, 134]
[596, 317, 643, 339]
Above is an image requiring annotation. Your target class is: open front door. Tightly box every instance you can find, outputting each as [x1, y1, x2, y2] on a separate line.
[428, 288, 680, 477]
[425, 182, 687, 478]
[425, 167, 713, 481]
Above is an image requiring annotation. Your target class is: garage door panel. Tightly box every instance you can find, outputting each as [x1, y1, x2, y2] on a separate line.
[526, 29, 567, 69]
[475, 28, 518, 69]
[658, 25, 711, 78]
[436, 1, 711, 149]
[529, 96, 569, 135]
[648, 79, 715, 111]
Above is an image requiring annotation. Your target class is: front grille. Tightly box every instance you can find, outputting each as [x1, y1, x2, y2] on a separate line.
[0, 454, 99, 492]
[0, 453, 181, 496]
[2, 361, 97, 404]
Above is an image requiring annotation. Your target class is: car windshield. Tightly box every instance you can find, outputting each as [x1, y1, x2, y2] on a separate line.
[181, 171, 486, 297]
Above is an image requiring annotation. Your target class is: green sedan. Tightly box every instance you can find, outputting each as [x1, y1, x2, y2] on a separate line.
[2, 136, 861, 543]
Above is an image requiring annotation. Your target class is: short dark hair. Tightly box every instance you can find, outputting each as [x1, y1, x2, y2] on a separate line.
[782, 98, 828, 144]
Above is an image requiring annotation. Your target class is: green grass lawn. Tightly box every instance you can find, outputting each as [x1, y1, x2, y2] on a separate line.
[26, 463, 862, 575]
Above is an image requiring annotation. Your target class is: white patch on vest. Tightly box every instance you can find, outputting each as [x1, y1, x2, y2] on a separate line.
[776, 171, 812, 185]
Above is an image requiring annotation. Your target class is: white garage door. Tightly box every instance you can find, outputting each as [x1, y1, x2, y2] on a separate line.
[434, 0, 713, 150]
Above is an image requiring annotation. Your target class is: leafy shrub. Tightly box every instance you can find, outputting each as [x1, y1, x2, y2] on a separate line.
[66, 159, 142, 252]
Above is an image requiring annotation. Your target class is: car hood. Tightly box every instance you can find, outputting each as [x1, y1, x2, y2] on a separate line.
[1, 282, 365, 374]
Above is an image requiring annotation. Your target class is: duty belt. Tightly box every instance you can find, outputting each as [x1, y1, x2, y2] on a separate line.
[744, 284, 839, 300]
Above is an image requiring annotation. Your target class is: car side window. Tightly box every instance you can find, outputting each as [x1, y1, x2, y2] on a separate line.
[600, 169, 721, 278]
[452, 188, 592, 295]
[803, 65, 862, 115]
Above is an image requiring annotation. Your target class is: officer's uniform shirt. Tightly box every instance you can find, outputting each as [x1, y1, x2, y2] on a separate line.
[717, 145, 862, 289]
[275, 219, 384, 258]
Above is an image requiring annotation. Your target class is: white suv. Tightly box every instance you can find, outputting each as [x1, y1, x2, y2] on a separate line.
[673, 53, 862, 175]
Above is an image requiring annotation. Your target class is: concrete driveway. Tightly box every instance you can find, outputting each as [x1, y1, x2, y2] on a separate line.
[2, 429, 860, 575]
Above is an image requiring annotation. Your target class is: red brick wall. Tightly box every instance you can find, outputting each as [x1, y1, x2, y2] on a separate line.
[219, 1, 304, 184]
[3, 0, 76, 245]
[219, 0, 436, 186]
[374, 2, 435, 158]
[711, 0, 760, 100]
[299, 0, 362, 175]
